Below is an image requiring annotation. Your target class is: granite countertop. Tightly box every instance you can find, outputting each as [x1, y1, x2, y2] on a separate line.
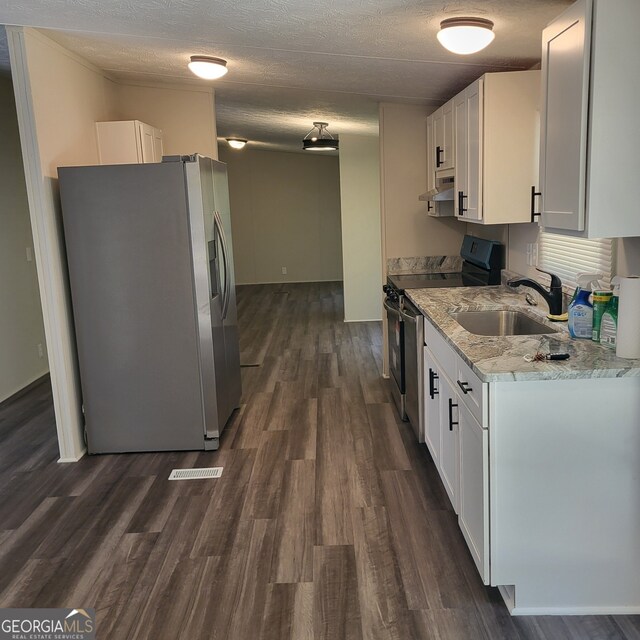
[407, 285, 640, 382]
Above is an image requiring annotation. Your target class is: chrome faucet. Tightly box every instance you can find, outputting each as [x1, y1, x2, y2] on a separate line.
[507, 268, 564, 316]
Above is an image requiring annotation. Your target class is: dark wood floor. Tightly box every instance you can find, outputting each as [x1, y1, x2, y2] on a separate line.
[0, 281, 638, 639]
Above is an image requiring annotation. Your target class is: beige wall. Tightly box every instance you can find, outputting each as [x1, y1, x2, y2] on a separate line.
[617, 237, 640, 276]
[339, 134, 382, 321]
[10, 27, 222, 459]
[473, 222, 640, 281]
[7, 28, 120, 460]
[12, 27, 120, 458]
[379, 102, 465, 262]
[0, 75, 48, 402]
[115, 82, 218, 159]
[27, 33, 118, 176]
[219, 147, 343, 285]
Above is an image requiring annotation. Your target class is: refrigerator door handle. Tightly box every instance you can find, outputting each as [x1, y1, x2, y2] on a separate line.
[214, 210, 231, 320]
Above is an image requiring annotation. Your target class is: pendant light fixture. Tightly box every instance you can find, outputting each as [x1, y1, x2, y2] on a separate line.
[437, 18, 495, 55]
[226, 138, 248, 150]
[302, 122, 339, 151]
[188, 55, 228, 80]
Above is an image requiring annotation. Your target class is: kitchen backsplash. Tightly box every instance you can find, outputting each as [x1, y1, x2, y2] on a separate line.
[387, 255, 463, 275]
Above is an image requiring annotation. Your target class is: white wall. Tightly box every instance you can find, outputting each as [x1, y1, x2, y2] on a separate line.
[219, 147, 343, 285]
[8, 27, 119, 460]
[7, 27, 228, 461]
[8, 27, 223, 460]
[339, 134, 382, 321]
[476, 222, 640, 282]
[115, 82, 218, 159]
[379, 102, 466, 262]
[617, 237, 640, 276]
[0, 75, 48, 402]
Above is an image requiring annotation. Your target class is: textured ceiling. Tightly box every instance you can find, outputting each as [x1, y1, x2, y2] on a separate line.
[0, 0, 574, 151]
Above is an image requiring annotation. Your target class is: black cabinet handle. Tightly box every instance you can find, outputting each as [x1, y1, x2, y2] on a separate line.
[458, 191, 468, 216]
[448, 398, 459, 431]
[457, 380, 472, 394]
[427, 201, 434, 212]
[429, 368, 439, 399]
[531, 186, 542, 222]
[436, 146, 444, 168]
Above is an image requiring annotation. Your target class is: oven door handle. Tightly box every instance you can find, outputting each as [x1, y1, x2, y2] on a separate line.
[398, 306, 419, 324]
[383, 299, 402, 320]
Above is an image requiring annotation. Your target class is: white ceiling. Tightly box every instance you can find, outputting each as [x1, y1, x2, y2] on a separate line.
[0, 0, 573, 151]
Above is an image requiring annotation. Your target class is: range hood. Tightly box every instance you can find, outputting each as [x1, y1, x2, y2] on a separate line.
[418, 175, 455, 202]
[418, 186, 455, 202]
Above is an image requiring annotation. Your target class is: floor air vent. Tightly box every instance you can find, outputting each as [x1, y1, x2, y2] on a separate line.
[168, 467, 223, 481]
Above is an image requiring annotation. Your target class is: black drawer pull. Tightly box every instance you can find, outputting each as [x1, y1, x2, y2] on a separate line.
[427, 200, 434, 212]
[531, 185, 542, 222]
[436, 146, 444, 168]
[457, 380, 472, 394]
[448, 398, 458, 431]
[429, 368, 439, 399]
[458, 191, 468, 215]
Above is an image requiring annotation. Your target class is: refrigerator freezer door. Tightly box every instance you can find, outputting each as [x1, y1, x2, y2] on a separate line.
[58, 162, 207, 453]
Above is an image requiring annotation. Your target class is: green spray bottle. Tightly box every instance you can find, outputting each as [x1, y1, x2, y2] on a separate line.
[592, 289, 613, 342]
[599, 277, 620, 349]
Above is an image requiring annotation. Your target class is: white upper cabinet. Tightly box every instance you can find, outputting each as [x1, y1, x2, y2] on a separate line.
[426, 110, 437, 190]
[454, 71, 540, 225]
[96, 120, 164, 165]
[539, 0, 640, 238]
[427, 98, 455, 181]
[539, 0, 590, 232]
[434, 99, 455, 171]
[454, 79, 483, 221]
[426, 116, 436, 196]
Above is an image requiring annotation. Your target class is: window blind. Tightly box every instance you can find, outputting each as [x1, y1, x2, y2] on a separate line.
[538, 231, 615, 290]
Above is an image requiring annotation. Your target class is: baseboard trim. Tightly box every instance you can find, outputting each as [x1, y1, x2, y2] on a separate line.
[498, 584, 640, 615]
[509, 604, 640, 616]
[237, 279, 343, 286]
[0, 372, 50, 407]
[343, 318, 382, 323]
[58, 447, 87, 463]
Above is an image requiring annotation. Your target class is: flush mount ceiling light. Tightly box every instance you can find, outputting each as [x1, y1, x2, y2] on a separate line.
[437, 17, 495, 55]
[188, 55, 228, 80]
[303, 122, 339, 151]
[226, 138, 248, 150]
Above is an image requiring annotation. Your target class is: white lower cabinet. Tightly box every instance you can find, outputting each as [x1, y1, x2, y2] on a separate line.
[458, 400, 489, 584]
[424, 333, 484, 567]
[422, 346, 441, 467]
[438, 371, 459, 514]
[423, 314, 640, 614]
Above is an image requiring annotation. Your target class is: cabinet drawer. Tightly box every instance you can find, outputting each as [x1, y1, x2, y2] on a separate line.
[454, 356, 487, 427]
[424, 318, 456, 382]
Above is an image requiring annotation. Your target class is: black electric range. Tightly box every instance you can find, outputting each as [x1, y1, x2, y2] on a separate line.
[383, 235, 503, 439]
[385, 235, 504, 299]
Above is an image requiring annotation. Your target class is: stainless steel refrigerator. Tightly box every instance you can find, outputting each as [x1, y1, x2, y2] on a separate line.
[58, 155, 241, 453]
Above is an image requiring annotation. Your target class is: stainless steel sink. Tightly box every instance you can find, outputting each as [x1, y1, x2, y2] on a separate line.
[449, 310, 558, 336]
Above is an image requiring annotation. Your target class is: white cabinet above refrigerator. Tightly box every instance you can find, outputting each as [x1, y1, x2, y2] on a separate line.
[96, 120, 164, 165]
